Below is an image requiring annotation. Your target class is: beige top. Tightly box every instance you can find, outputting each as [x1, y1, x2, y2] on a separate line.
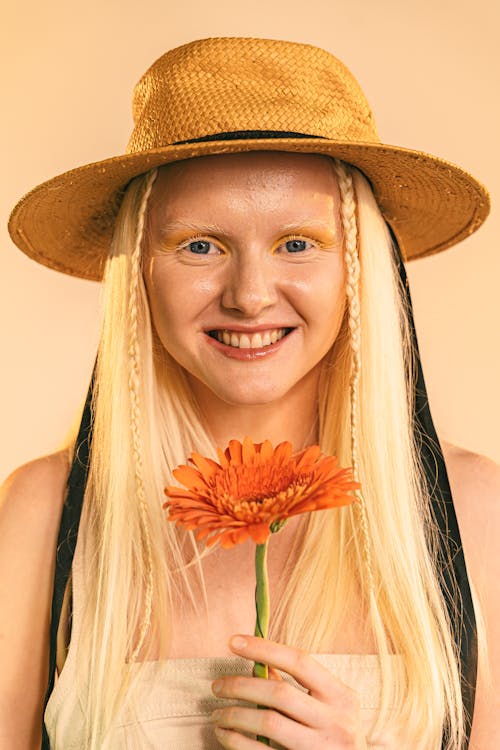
[44, 531, 434, 749]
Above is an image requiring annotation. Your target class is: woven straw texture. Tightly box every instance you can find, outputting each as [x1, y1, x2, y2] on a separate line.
[8, 37, 490, 280]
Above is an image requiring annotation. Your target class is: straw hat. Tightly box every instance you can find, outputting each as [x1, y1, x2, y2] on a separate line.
[8, 36, 490, 281]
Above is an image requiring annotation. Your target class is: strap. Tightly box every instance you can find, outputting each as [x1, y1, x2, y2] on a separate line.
[393, 234, 477, 746]
[41, 369, 94, 749]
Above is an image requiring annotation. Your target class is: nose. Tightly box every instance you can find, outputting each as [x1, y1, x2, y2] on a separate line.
[220, 253, 278, 317]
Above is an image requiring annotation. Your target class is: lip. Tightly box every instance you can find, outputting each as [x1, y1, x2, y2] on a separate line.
[203, 324, 296, 334]
[203, 328, 295, 360]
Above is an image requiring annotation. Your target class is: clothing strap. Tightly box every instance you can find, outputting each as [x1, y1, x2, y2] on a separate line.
[41, 369, 94, 750]
[392, 234, 478, 746]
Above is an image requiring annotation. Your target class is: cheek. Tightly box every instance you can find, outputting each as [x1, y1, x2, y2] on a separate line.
[290, 260, 346, 334]
[144, 263, 217, 346]
[143, 266, 181, 346]
[148, 295, 180, 347]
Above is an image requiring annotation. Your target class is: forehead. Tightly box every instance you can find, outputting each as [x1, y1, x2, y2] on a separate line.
[148, 151, 341, 219]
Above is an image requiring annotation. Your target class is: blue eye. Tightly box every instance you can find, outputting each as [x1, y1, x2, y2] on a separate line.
[284, 239, 309, 253]
[188, 240, 212, 254]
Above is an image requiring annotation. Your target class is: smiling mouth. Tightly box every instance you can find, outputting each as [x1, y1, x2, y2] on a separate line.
[206, 327, 295, 349]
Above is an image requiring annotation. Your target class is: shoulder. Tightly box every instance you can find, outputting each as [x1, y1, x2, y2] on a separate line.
[1, 449, 71, 523]
[441, 440, 500, 747]
[0, 452, 71, 739]
[0, 449, 72, 592]
[441, 438, 500, 491]
[0, 449, 71, 593]
[440, 439, 500, 596]
[440, 439, 500, 558]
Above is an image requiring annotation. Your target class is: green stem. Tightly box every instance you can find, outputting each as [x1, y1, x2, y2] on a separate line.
[254, 541, 270, 745]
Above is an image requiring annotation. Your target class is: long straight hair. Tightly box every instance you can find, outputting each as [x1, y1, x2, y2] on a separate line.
[71, 158, 468, 748]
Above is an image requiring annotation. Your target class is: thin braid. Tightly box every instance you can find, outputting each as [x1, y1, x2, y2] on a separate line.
[128, 168, 158, 662]
[331, 158, 376, 600]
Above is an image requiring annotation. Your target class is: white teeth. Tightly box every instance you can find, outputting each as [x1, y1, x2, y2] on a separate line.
[213, 328, 289, 349]
[238, 334, 251, 348]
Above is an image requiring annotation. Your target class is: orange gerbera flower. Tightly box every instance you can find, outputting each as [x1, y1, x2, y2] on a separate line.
[163, 436, 360, 549]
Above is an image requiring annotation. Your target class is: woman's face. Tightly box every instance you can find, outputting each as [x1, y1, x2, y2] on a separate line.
[143, 151, 346, 407]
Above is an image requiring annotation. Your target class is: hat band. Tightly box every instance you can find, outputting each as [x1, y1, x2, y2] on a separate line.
[174, 130, 325, 145]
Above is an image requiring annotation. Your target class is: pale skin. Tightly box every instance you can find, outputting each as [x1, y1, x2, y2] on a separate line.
[0, 152, 498, 748]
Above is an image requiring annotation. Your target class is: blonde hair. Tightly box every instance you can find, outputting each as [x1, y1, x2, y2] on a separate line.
[72, 156, 471, 748]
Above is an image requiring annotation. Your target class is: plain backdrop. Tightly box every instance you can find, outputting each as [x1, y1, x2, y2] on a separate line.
[1, 0, 499, 482]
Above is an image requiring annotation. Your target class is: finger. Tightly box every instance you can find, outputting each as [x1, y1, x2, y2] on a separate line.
[214, 726, 258, 749]
[212, 674, 329, 728]
[229, 635, 353, 704]
[268, 667, 283, 681]
[212, 705, 312, 750]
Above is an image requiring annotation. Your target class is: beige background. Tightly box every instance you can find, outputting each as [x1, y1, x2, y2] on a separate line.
[1, 0, 499, 482]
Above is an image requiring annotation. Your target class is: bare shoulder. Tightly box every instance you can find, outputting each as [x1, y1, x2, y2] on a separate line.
[441, 440, 500, 748]
[0, 449, 71, 554]
[0, 450, 71, 743]
[440, 439, 500, 554]
[1, 449, 71, 517]
[440, 438, 499, 598]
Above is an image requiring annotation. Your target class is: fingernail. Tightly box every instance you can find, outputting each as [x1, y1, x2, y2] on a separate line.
[211, 709, 222, 722]
[230, 635, 247, 650]
[212, 679, 223, 694]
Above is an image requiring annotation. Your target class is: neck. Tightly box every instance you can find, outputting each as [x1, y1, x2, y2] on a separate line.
[187, 366, 321, 452]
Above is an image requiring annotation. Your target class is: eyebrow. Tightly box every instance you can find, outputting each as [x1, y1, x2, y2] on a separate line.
[159, 219, 338, 237]
[159, 220, 227, 236]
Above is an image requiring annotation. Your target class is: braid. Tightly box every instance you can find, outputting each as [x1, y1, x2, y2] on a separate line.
[127, 168, 158, 662]
[331, 158, 376, 600]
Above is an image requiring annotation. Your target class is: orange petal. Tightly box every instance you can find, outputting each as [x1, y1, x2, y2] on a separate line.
[242, 436, 256, 464]
[226, 439, 243, 464]
[173, 465, 210, 490]
[205, 529, 227, 547]
[221, 528, 250, 548]
[168, 510, 220, 524]
[273, 441, 293, 464]
[189, 453, 221, 478]
[248, 523, 271, 545]
[163, 486, 199, 499]
[259, 440, 274, 460]
[195, 527, 213, 540]
[163, 495, 213, 509]
[216, 446, 229, 469]
[293, 444, 322, 469]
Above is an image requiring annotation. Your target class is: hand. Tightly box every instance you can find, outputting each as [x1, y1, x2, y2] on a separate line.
[211, 634, 368, 749]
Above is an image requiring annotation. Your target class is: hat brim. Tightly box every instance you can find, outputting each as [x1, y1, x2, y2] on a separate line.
[8, 137, 490, 281]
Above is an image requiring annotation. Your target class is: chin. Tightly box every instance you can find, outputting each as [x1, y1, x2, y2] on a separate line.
[206, 380, 292, 407]
[218, 389, 289, 407]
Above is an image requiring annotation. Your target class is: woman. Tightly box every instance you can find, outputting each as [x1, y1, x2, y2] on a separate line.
[1, 37, 498, 749]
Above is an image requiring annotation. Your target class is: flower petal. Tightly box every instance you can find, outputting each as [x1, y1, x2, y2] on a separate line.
[293, 444, 322, 469]
[273, 441, 293, 464]
[226, 439, 243, 464]
[259, 440, 274, 460]
[216, 446, 229, 469]
[220, 528, 250, 548]
[189, 452, 221, 478]
[172, 465, 208, 490]
[248, 523, 271, 545]
[163, 486, 200, 500]
[242, 436, 256, 464]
